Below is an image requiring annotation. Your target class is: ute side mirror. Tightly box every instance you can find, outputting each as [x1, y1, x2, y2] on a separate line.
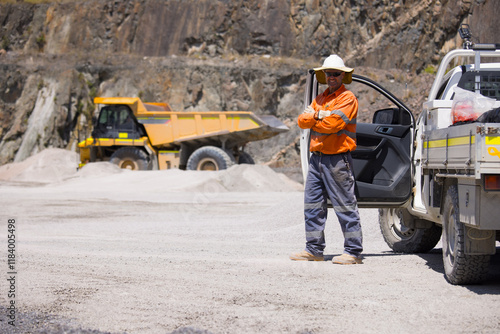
[373, 108, 411, 125]
[373, 108, 397, 124]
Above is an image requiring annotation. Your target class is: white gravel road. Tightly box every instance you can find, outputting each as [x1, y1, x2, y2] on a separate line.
[0, 149, 499, 334]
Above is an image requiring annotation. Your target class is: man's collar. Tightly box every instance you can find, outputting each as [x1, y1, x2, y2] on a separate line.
[325, 84, 346, 97]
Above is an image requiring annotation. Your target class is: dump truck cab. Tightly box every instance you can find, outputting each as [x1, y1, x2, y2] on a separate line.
[92, 104, 145, 140]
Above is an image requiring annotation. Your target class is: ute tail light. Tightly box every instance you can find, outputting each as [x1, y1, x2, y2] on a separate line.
[484, 175, 500, 191]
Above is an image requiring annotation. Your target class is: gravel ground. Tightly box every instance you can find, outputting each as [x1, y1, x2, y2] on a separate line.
[1, 150, 500, 334]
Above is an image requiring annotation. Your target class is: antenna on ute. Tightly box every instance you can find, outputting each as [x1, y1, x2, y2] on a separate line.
[458, 24, 473, 49]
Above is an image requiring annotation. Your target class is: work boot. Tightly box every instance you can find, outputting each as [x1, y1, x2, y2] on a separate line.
[289, 250, 324, 261]
[332, 253, 363, 265]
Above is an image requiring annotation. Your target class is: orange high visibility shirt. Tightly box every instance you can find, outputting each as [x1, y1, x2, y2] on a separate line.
[298, 85, 358, 154]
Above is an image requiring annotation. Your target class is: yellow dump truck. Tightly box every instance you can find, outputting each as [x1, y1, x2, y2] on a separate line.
[78, 97, 288, 171]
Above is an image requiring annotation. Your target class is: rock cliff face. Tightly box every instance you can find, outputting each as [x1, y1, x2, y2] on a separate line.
[0, 0, 484, 67]
[0, 0, 498, 180]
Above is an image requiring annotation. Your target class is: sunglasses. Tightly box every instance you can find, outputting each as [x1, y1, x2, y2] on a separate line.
[324, 71, 343, 77]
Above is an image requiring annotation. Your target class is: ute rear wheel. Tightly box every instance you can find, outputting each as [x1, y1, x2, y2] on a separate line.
[442, 185, 490, 284]
[110, 147, 150, 170]
[379, 208, 441, 253]
[187, 146, 234, 171]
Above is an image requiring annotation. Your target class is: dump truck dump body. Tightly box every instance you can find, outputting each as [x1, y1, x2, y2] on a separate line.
[137, 111, 287, 148]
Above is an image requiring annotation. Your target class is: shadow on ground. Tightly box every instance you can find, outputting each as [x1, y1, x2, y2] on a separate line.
[417, 247, 500, 293]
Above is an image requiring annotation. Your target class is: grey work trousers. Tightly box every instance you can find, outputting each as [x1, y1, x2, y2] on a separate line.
[303, 152, 363, 257]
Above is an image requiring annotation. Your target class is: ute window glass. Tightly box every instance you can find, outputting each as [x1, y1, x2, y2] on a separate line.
[458, 70, 500, 100]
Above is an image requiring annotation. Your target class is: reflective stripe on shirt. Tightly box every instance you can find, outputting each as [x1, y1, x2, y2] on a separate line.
[311, 129, 356, 140]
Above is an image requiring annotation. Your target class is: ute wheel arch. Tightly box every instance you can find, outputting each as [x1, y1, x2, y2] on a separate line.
[379, 208, 442, 253]
[109, 147, 151, 170]
[187, 146, 235, 171]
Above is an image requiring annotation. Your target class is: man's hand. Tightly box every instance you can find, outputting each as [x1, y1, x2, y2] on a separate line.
[317, 110, 332, 119]
[303, 106, 315, 114]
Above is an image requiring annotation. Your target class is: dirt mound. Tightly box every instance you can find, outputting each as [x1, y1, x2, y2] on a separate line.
[0, 149, 302, 192]
[214, 164, 302, 192]
[151, 165, 303, 193]
[76, 161, 124, 177]
[0, 148, 79, 184]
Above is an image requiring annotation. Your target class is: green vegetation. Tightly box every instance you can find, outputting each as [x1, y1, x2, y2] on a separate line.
[35, 33, 45, 50]
[424, 65, 437, 75]
[37, 79, 44, 91]
[1, 36, 10, 50]
[77, 100, 84, 114]
[87, 80, 97, 101]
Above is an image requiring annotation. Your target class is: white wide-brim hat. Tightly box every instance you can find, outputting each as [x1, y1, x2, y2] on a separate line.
[314, 55, 354, 85]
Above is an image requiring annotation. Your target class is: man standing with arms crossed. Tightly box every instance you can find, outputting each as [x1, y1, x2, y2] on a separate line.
[290, 55, 363, 265]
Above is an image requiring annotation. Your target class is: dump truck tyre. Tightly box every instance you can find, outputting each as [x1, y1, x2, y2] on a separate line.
[238, 151, 255, 164]
[110, 147, 150, 170]
[379, 208, 441, 253]
[442, 185, 490, 284]
[187, 146, 234, 171]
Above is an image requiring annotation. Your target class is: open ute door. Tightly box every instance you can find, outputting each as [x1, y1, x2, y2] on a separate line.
[301, 72, 415, 208]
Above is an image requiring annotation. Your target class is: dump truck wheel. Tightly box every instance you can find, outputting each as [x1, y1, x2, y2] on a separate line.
[442, 185, 490, 284]
[110, 147, 150, 170]
[237, 151, 255, 164]
[187, 146, 234, 171]
[379, 208, 441, 253]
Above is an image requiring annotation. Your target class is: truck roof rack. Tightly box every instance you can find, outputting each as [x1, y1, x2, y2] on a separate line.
[427, 26, 500, 101]
[458, 24, 500, 51]
[472, 44, 500, 51]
